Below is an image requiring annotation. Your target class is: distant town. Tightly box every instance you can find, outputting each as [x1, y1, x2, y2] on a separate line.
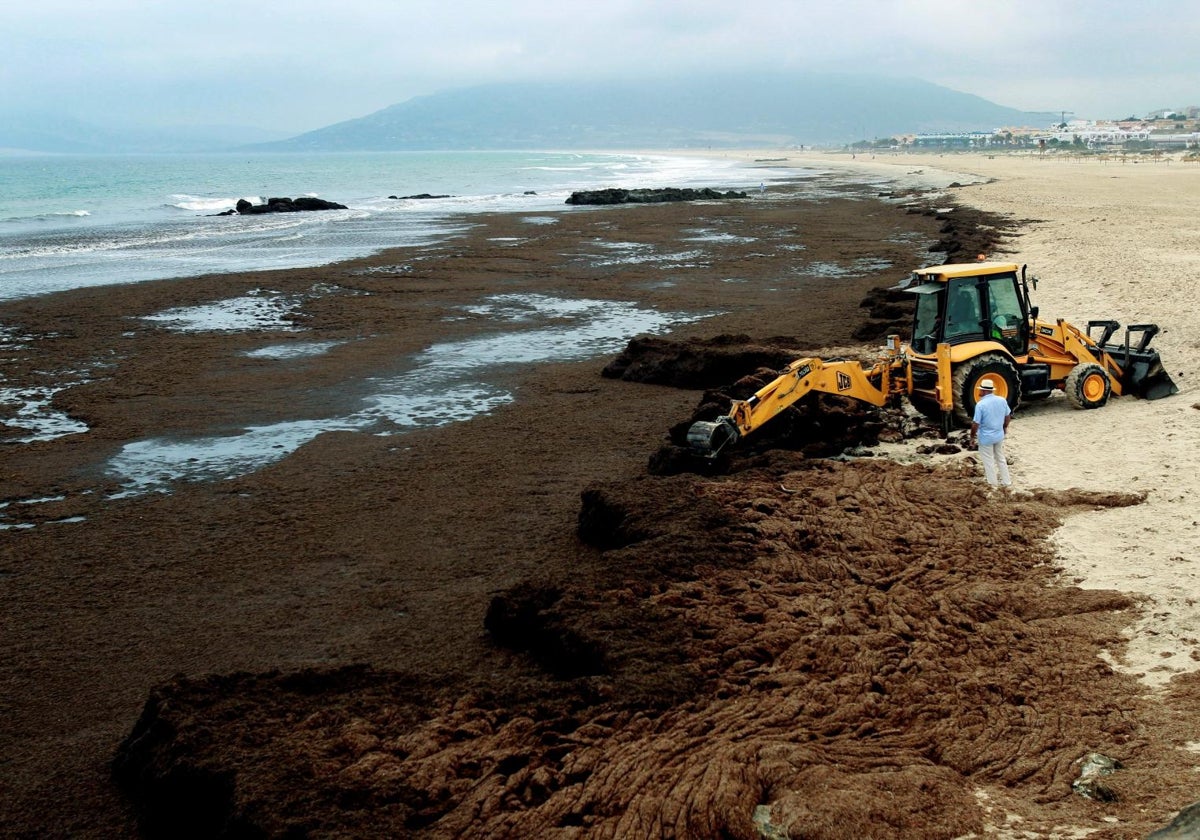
[860, 107, 1200, 154]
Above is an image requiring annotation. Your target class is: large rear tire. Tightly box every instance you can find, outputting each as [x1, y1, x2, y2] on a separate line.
[950, 352, 1021, 427]
[1065, 363, 1111, 409]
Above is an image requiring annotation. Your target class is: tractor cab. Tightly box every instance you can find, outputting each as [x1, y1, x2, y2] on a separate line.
[903, 261, 1032, 357]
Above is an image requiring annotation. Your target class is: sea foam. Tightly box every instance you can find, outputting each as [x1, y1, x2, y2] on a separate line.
[169, 194, 263, 212]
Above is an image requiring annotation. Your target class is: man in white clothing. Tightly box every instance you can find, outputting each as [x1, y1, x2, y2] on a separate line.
[969, 378, 1012, 487]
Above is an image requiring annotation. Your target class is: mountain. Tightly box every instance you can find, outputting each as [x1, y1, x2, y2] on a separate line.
[0, 112, 293, 154]
[254, 73, 1057, 152]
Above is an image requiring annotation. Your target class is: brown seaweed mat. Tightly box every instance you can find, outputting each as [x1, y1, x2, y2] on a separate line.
[6, 178, 1197, 838]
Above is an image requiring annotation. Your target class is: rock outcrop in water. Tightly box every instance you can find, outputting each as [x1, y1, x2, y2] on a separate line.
[218, 196, 348, 215]
[565, 187, 749, 205]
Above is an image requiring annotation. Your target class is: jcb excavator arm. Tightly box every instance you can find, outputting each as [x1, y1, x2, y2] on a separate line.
[687, 355, 903, 457]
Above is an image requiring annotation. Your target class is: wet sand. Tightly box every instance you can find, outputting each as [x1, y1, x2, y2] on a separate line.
[2, 169, 1197, 838]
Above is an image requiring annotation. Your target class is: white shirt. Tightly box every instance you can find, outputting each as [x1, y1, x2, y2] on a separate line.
[973, 393, 1011, 445]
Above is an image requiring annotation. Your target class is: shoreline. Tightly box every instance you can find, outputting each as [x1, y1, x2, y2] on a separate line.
[0, 150, 795, 303]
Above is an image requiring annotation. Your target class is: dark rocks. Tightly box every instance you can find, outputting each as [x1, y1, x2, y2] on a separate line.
[387, 193, 451, 200]
[1149, 800, 1200, 839]
[565, 187, 749, 206]
[221, 196, 348, 215]
[917, 442, 962, 456]
[1071, 753, 1122, 802]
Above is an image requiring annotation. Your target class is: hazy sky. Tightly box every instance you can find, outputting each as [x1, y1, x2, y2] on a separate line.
[4, 0, 1197, 133]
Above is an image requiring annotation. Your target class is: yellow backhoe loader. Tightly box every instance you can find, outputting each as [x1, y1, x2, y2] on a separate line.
[688, 261, 1178, 457]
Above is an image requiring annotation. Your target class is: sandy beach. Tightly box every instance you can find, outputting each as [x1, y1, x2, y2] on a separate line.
[3, 149, 1200, 839]
[783, 148, 1200, 689]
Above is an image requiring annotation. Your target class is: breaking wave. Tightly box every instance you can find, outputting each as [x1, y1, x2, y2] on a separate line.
[169, 194, 263, 212]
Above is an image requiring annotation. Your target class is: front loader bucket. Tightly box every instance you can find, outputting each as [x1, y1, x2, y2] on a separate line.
[1132, 364, 1179, 400]
[1108, 346, 1179, 400]
[1100, 324, 1179, 401]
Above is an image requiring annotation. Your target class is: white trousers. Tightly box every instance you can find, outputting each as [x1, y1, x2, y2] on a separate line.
[978, 439, 1012, 487]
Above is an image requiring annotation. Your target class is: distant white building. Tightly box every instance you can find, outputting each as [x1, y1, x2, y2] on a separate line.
[1036, 117, 1199, 149]
[910, 132, 993, 148]
[1045, 125, 1151, 144]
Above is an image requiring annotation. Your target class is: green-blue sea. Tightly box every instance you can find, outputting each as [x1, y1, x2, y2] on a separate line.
[0, 150, 788, 301]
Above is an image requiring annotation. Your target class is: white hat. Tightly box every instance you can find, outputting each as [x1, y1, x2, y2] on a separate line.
[979, 379, 995, 391]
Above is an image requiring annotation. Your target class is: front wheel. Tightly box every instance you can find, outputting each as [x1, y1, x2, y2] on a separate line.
[1065, 363, 1111, 409]
[950, 352, 1021, 427]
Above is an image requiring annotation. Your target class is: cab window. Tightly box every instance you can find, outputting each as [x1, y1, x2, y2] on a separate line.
[909, 290, 943, 353]
[986, 275, 1025, 352]
[943, 278, 983, 341]
[986, 276, 1023, 326]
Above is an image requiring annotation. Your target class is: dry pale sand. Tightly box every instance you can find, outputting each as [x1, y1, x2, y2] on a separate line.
[731, 148, 1200, 692]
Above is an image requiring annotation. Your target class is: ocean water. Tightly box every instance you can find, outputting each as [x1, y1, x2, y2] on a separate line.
[0, 150, 789, 300]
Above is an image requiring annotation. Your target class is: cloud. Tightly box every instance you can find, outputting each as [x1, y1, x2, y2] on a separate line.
[2, 0, 1198, 132]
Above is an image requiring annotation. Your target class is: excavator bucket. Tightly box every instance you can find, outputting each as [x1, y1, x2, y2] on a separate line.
[687, 419, 739, 457]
